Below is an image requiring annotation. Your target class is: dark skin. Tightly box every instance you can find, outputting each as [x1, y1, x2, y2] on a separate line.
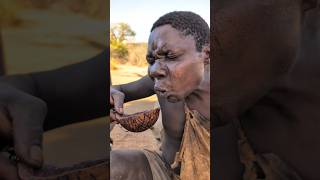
[110, 25, 210, 180]
[0, 50, 108, 179]
[213, 0, 320, 179]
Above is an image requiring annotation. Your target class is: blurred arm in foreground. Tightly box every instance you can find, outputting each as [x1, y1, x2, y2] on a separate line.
[0, 50, 108, 179]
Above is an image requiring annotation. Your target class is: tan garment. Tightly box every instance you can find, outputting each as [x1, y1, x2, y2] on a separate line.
[142, 149, 180, 180]
[171, 106, 210, 180]
[238, 127, 303, 180]
[142, 106, 210, 180]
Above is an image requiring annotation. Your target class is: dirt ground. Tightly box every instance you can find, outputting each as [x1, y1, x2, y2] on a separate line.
[111, 64, 162, 151]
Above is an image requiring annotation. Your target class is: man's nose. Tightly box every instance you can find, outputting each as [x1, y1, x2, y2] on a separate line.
[149, 61, 166, 79]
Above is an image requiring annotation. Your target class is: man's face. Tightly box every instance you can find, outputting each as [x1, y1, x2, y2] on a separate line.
[212, 0, 303, 118]
[147, 25, 209, 103]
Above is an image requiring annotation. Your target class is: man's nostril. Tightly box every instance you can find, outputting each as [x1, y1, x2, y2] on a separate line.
[151, 71, 166, 79]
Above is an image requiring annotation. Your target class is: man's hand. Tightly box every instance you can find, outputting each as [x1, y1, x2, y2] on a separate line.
[109, 76, 155, 127]
[110, 86, 125, 115]
[0, 155, 19, 180]
[0, 83, 47, 179]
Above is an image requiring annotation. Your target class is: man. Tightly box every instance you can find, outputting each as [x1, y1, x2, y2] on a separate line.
[213, 0, 320, 179]
[110, 11, 210, 180]
[0, 50, 108, 179]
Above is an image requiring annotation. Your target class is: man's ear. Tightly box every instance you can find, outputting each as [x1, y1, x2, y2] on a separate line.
[201, 44, 210, 65]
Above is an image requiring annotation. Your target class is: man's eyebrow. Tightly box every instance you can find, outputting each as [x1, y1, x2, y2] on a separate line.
[148, 43, 167, 58]
[155, 44, 168, 54]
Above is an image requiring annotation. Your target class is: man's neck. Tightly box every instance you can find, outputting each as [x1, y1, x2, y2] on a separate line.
[185, 66, 210, 120]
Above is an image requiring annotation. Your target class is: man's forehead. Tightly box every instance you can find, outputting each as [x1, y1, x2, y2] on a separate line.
[149, 25, 183, 41]
[148, 25, 195, 50]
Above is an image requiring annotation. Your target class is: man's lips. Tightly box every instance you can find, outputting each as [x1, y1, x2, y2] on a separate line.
[154, 86, 167, 97]
[154, 87, 179, 102]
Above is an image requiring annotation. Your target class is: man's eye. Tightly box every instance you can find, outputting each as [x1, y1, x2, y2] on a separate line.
[166, 53, 177, 60]
[146, 56, 155, 64]
[167, 56, 176, 59]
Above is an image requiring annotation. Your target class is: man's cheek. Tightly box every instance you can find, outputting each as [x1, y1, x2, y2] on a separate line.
[147, 66, 154, 80]
[170, 63, 187, 81]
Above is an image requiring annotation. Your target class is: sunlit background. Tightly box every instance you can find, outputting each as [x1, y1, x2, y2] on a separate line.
[110, 0, 210, 70]
[111, 0, 210, 43]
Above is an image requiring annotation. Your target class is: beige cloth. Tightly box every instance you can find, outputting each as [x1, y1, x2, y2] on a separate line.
[142, 149, 180, 180]
[142, 106, 210, 180]
[171, 106, 210, 180]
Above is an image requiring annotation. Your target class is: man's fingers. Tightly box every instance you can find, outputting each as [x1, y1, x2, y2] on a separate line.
[111, 92, 124, 114]
[110, 110, 116, 122]
[9, 97, 47, 168]
[17, 163, 34, 180]
[110, 110, 123, 122]
[0, 155, 19, 180]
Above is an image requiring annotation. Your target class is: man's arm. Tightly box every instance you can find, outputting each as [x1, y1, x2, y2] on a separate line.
[0, 50, 108, 131]
[110, 75, 155, 114]
[33, 51, 108, 130]
[113, 75, 155, 102]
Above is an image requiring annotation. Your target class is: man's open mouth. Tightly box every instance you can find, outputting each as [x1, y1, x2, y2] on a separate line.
[167, 95, 179, 102]
[154, 86, 167, 97]
[154, 87, 179, 102]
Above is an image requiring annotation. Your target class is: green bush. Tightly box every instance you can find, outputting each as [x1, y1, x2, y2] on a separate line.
[110, 41, 129, 63]
[110, 23, 135, 64]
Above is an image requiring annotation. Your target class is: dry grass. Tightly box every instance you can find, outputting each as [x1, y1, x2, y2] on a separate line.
[127, 43, 148, 67]
[111, 43, 148, 69]
[110, 58, 118, 70]
[16, 0, 107, 19]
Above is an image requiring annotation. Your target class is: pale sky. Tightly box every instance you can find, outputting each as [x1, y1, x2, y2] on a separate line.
[110, 0, 210, 43]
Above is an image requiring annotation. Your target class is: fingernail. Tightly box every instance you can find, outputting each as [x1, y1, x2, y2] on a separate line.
[30, 146, 43, 167]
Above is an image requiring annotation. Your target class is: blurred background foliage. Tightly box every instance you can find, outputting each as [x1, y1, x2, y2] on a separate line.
[110, 22, 148, 69]
[0, 0, 22, 27]
[110, 23, 135, 61]
[17, 0, 106, 19]
[0, 0, 106, 27]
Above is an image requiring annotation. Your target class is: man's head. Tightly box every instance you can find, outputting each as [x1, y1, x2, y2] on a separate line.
[212, 0, 317, 123]
[147, 11, 210, 103]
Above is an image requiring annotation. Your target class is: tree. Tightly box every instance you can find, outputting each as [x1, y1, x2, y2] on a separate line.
[110, 23, 135, 43]
[110, 23, 135, 61]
